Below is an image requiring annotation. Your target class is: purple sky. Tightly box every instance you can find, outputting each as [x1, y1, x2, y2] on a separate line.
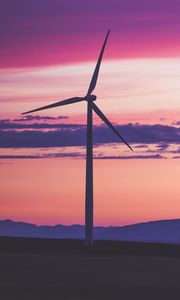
[1, 0, 180, 68]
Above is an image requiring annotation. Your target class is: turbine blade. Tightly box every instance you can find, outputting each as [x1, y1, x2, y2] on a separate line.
[22, 97, 84, 115]
[92, 103, 133, 151]
[86, 30, 110, 96]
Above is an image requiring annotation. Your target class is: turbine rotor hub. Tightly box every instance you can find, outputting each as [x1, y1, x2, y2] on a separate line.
[86, 94, 97, 102]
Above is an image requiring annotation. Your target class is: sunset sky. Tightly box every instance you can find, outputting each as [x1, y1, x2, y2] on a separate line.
[0, 0, 180, 226]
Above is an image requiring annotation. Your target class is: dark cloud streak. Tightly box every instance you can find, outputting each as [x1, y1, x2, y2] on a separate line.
[14, 115, 68, 122]
[95, 154, 164, 160]
[0, 120, 84, 130]
[0, 153, 165, 160]
[0, 123, 179, 148]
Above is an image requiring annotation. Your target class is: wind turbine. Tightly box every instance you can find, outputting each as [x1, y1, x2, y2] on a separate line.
[22, 30, 133, 246]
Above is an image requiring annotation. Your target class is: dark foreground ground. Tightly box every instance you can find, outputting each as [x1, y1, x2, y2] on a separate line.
[0, 237, 180, 300]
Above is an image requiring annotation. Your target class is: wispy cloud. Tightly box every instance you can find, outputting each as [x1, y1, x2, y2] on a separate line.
[157, 143, 170, 151]
[172, 121, 180, 126]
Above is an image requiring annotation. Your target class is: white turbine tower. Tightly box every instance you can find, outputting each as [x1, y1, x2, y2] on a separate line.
[22, 30, 133, 246]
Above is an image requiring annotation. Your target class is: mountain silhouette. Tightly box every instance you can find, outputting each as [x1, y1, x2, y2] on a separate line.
[0, 219, 180, 244]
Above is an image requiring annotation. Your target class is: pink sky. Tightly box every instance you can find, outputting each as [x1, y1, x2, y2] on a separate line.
[1, 158, 180, 226]
[0, 0, 180, 226]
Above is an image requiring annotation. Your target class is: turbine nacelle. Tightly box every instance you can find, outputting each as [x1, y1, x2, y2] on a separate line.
[85, 94, 97, 102]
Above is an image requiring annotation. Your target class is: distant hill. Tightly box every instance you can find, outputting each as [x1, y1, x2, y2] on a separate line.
[0, 219, 180, 244]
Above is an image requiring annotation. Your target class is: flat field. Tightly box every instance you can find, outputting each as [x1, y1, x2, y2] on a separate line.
[0, 237, 180, 299]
